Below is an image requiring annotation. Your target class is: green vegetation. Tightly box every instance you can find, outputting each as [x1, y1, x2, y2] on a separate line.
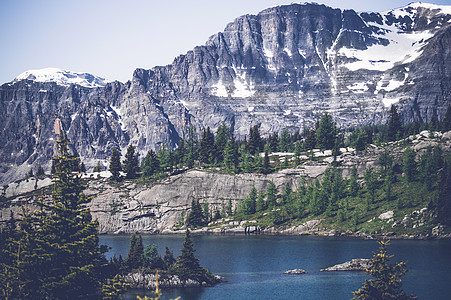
[0, 131, 109, 299]
[353, 240, 416, 299]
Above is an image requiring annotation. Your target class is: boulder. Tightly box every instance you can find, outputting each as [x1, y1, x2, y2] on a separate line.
[284, 269, 307, 275]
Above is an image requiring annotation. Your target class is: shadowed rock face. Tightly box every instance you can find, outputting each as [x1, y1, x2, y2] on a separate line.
[1, 3, 450, 184]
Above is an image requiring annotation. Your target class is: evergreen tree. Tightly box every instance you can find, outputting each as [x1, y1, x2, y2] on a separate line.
[256, 191, 266, 212]
[172, 230, 211, 282]
[1, 131, 107, 299]
[242, 186, 257, 215]
[304, 127, 317, 150]
[158, 144, 173, 173]
[248, 125, 262, 155]
[127, 233, 144, 270]
[202, 202, 210, 224]
[214, 122, 229, 163]
[175, 138, 186, 168]
[364, 166, 378, 202]
[353, 240, 416, 300]
[36, 164, 45, 177]
[294, 141, 302, 165]
[435, 155, 451, 225]
[163, 247, 176, 269]
[263, 150, 270, 174]
[377, 150, 393, 177]
[266, 181, 277, 208]
[280, 183, 293, 205]
[123, 145, 140, 179]
[199, 127, 215, 164]
[142, 149, 160, 177]
[186, 200, 204, 228]
[144, 244, 163, 269]
[80, 162, 87, 173]
[278, 129, 291, 152]
[349, 166, 359, 197]
[109, 148, 122, 180]
[402, 147, 416, 182]
[387, 105, 402, 141]
[268, 132, 279, 152]
[224, 135, 239, 171]
[316, 113, 337, 150]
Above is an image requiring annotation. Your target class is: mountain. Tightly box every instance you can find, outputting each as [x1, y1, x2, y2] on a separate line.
[0, 2, 450, 185]
[13, 68, 110, 88]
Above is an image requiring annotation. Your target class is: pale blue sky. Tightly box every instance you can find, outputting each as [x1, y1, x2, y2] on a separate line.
[1, 0, 450, 84]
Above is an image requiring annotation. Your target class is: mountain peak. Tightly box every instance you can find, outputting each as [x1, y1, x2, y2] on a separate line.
[13, 67, 111, 88]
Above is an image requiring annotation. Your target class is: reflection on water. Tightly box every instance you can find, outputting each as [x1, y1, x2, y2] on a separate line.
[99, 235, 451, 300]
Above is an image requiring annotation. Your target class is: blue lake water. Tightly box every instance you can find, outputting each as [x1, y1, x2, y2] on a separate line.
[99, 234, 451, 300]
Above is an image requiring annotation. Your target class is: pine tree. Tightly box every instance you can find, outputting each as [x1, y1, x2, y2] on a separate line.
[214, 122, 229, 163]
[353, 240, 416, 299]
[171, 230, 211, 282]
[186, 200, 204, 228]
[256, 191, 266, 212]
[242, 186, 257, 215]
[199, 127, 215, 164]
[263, 150, 270, 174]
[127, 233, 144, 270]
[224, 135, 239, 171]
[248, 125, 262, 155]
[94, 160, 103, 173]
[109, 148, 122, 180]
[442, 104, 451, 132]
[349, 165, 359, 197]
[36, 164, 45, 177]
[435, 155, 451, 225]
[163, 247, 176, 269]
[402, 147, 416, 182]
[266, 181, 277, 208]
[142, 149, 160, 177]
[0, 131, 107, 299]
[387, 105, 402, 141]
[123, 145, 140, 179]
[316, 113, 337, 150]
[278, 129, 291, 152]
[364, 166, 378, 202]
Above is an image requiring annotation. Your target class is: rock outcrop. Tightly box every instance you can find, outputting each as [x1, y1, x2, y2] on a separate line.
[124, 272, 223, 289]
[1, 3, 450, 185]
[284, 269, 307, 275]
[320, 259, 371, 272]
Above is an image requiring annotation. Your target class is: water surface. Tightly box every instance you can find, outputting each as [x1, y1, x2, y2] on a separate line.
[99, 234, 451, 299]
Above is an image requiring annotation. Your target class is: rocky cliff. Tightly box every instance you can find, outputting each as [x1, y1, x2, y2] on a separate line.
[1, 2, 450, 184]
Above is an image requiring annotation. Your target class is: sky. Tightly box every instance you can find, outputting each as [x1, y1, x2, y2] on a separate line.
[1, 0, 450, 84]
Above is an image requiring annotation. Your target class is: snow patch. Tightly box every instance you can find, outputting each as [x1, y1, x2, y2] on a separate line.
[264, 48, 274, 58]
[347, 82, 370, 94]
[340, 21, 434, 71]
[283, 48, 292, 56]
[14, 68, 110, 88]
[382, 98, 400, 108]
[110, 105, 126, 131]
[211, 81, 229, 97]
[248, 106, 255, 112]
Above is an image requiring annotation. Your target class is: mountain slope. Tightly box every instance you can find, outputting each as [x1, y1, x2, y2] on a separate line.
[0, 2, 450, 185]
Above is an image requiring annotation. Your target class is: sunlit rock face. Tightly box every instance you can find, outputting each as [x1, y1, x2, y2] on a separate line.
[1, 2, 450, 184]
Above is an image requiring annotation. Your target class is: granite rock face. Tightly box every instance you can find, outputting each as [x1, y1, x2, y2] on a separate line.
[1, 3, 450, 184]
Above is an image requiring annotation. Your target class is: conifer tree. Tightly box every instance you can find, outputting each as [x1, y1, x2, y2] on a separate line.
[263, 150, 270, 174]
[349, 166, 359, 197]
[224, 135, 239, 171]
[36, 164, 45, 177]
[402, 147, 416, 182]
[316, 113, 337, 150]
[172, 230, 210, 282]
[278, 129, 291, 152]
[442, 104, 451, 132]
[248, 125, 262, 155]
[353, 240, 416, 299]
[266, 181, 277, 208]
[123, 145, 140, 179]
[109, 148, 122, 180]
[199, 127, 215, 164]
[256, 191, 266, 212]
[387, 105, 402, 141]
[186, 200, 204, 228]
[127, 233, 144, 270]
[242, 186, 257, 215]
[214, 122, 229, 163]
[163, 246, 176, 269]
[0, 131, 107, 299]
[142, 149, 160, 177]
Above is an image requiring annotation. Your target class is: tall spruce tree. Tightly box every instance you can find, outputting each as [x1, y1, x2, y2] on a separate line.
[248, 125, 262, 155]
[402, 147, 416, 182]
[0, 130, 107, 299]
[387, 105, 402, 141]
[316, 113, 337, 150]
[186, 200, 204, 228]
[123, 145, 140, 179]
[266, 181, 277, 208]
[109, 148, 122, 180]
[172, 229, 210, 282]
[353, 240, 416, 299]
[127, 233, 144, 270]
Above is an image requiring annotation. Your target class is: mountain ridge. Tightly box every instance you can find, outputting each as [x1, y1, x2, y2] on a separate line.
[0, 2, 450, 185]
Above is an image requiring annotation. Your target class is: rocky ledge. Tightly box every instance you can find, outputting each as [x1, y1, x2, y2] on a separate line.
[124, 271, 224, 289]
[320, 259, 371, 272]
[284, 268, 307, 275]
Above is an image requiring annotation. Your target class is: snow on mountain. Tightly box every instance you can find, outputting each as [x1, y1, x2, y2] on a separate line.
[14, 68, 110, 88]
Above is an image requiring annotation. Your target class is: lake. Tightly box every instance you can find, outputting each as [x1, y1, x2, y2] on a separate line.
[99, 234, 451, 300]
